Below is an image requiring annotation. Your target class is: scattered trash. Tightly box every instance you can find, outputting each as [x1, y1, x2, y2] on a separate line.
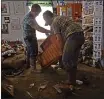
[79, 39, 93, 66]
[95, 58, 103, 70]
[53, 84, 62, 93]
[26, 91, 34, 98]
[29, 83, 35, 88]
[57, 67, 63, 71]
[3, 84, 14, 96]
[2, 49, 16, 57]
[2, 67, 24, 77]
[38, 83, 48, 91]
[51, 65, 58, 68]
[76, 80, 83, 85]
[6, 85, 13, 91]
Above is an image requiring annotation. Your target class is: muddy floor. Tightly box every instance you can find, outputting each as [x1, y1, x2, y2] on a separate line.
[2, 54, 104, 99]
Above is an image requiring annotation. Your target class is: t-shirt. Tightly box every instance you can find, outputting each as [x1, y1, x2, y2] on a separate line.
[22, 12, 37, 39]
[51, 16, 83, 40]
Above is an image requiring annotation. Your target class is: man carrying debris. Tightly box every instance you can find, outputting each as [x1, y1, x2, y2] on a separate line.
[22, 4, 51, 72]
[43, 11, 85, 88]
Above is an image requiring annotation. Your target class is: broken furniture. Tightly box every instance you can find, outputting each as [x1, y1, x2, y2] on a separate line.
[38, 34, 63, 68]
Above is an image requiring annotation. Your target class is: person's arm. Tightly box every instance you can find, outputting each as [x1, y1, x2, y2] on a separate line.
[28, 19, 51, 33]
[51, 20, 60, 34]
[51, 21, 61, 40]
[45, 26, 54, 37]
[50, 25, 54, 35]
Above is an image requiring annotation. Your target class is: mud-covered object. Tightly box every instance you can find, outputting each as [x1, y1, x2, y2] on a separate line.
[2, 67, 24, 77]
[79, 40, 93, 66]
[2, 59, 25, 77]
[2, 49, 16, 58]
[1, 40, 25, 57]
[2, 53, 25, 69]
[95, 59, 104, 69]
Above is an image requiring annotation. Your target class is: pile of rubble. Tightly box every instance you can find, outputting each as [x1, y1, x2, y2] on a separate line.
[79, 37, 103, 69]
[1, 40, 25, 59]
[79, 37, 93, 66]
[1, 40, 25, 77]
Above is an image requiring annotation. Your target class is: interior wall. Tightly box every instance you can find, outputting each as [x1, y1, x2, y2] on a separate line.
[1, 1, 29, 41]
[1, 1, 52, 52]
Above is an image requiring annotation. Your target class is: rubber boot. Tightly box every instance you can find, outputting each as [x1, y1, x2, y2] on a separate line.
[67, 68, 77, 86]
[30, 57, 36, 70]
[30, 58, 41, 73]
[25, 47, 30, 69]
[59, 56, 64, 69]
[25, 56, 30, 69]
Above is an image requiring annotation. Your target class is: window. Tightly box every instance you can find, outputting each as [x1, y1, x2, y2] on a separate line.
[36, 6, 53, 40]
[28, 6, 53, 40]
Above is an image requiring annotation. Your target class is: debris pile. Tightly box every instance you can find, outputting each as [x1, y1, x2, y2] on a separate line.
[1, 40, 25, 59]
[79, 37, 93, 66]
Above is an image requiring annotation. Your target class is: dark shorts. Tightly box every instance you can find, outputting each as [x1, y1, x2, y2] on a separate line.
[62, 32, 85, 71]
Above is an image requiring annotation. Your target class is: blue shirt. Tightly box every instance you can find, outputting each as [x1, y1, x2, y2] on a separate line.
[22, 12, 36, 39]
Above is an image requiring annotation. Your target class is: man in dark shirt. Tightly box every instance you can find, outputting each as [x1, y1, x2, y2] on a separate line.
[43, 10, 85, 88]
[22, 4, 51, 72]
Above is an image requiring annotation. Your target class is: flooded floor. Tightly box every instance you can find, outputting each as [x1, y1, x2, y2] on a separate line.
[2, 54, 104, 99]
